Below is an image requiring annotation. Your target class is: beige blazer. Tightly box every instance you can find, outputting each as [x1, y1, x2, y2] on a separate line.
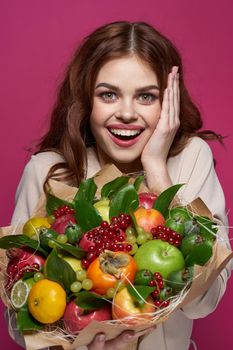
[10, 137, 232, 350]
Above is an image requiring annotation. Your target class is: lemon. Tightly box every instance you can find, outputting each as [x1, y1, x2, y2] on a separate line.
[10, 280, 29, 309]
[28, 279, 66, 324]
[23, 217, 51, 238]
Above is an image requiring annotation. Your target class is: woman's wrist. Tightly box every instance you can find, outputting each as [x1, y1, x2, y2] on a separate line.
[143, 162, 172, 194]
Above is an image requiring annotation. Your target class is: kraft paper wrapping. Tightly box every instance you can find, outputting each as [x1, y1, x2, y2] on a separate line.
[1, 163, 232, 350]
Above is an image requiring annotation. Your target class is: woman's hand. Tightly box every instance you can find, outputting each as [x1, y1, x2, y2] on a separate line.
[141, 66, 180, 193]
[87, 327, 156, 350]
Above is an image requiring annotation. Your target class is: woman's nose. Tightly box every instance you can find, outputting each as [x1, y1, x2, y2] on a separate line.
[114, 101, 139, 122]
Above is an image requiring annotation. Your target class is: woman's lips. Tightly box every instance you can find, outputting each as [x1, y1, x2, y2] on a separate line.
[107, 127, 144, 147]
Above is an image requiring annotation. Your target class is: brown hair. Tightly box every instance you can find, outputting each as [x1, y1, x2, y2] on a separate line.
[37, 20, 224, 189]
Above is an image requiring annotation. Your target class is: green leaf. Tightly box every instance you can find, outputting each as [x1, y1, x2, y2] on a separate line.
[74, 199, 102, 232]
[126, 285, 155, 308]
[75, 291, 110, 310]
[0, 235, 48, 257]
[44, 249, 76, 293]
[48, 238, 87, 259]
[101, 176, 130, 199]
[133, 175, 145, 192]
[153, 184, 184, 218]
[74, 178, 97, 203]
[46, 193, 74, 216]
[109, 184, 139, 219]
[185, 240, 213, 266]
[17, 305, 43, 332]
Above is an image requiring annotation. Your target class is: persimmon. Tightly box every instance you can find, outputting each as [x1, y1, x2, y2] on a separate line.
[87, 251, 137, 295]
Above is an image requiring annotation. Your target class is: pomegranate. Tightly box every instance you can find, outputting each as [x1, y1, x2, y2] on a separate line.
[138, 192, 157, 209]
[5, 247, 45, 290]
[51, 214, 76, 234]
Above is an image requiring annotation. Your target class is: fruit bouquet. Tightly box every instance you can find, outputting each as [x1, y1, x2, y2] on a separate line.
[0, 164, 232, 350]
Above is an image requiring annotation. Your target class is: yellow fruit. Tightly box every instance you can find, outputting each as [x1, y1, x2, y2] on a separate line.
[94, 199, 110, 223]
[62, 256, 83, 272]
[23, 217, 51, 238]
[28, 279, 66, 324]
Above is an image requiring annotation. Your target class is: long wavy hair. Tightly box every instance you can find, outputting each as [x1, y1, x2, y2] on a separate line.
[37, 20, 223, 189]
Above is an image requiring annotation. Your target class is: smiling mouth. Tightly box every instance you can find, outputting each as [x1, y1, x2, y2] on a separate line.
[107, 128, 144, 140]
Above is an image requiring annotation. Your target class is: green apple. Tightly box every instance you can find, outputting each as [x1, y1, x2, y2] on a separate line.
[93, 199, 110, 222]
[134, 239, 185, 279]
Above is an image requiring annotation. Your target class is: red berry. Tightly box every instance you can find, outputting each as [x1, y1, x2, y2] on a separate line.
[148, 280, 157, 287]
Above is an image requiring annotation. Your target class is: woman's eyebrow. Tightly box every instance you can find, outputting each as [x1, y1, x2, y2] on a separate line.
[95, 82, 160, 92]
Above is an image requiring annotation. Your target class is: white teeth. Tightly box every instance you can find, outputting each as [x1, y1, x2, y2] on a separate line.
[109, 128, 141, 136]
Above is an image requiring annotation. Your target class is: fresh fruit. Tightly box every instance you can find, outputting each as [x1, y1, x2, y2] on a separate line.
[168, 207, 191, 222]
[65, 223, 83, 244]
[70, 281, 82, 293]
[23, 217, 51, 238]
[28, 279, 66, 324]
[10, 279, 29, 309]
[134, 207, 165, 233]
[61, 256, 83, 272]
[87, 251, 137, 295]
[53, 205, 75, 218]
[165, 218, 185, 235]
[134, 269, 154, 286]
[180, 233, 204, 257]
[79, 214, 131, 260]
[112, 287, 155, 322]
[93, 199, 110, 222]
[39, 227, 58, 250]
[151, 225, 182, 247]
[51, 213, 76, 234]
[167, 267, 193, 292]
[6, 248, 45, 289]
[134, 239, 185, 279]
[184, 219, 200, 235]
[63, 300, 112, 333]
[138, 192, 157, 209]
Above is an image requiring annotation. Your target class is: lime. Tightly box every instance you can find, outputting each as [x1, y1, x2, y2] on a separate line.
[10, 279, 29, 309]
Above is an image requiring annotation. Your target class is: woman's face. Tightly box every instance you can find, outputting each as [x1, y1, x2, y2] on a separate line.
[90, 55, 161, 171]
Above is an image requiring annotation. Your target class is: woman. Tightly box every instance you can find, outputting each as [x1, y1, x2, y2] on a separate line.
[10, 21, 231, 350]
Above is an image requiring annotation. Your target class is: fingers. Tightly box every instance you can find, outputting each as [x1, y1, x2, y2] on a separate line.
[162, 66, 180, 129]
[88, 327, 156, 350]
[88, 333, 106, 350]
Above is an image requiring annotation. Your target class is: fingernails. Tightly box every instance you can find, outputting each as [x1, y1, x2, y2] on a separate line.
[124, 331, 135, 340]
[97, 334, 106, 342]
[173, 66, 179, 73]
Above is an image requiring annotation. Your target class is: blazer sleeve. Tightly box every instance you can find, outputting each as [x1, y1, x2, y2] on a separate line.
[176, 138, 232, 319]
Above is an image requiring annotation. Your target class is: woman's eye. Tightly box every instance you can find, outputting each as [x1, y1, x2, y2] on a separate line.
[99, 92, 117, 102]
[138, 93, 157, 104]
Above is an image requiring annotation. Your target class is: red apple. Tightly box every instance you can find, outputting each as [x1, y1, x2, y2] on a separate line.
[138, 192, 158, 209]
[112, 287, 155, 323]
[63, 300, 112, 333]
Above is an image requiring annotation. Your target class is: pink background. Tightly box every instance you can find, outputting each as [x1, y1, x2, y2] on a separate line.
[0, 1, 232, 349]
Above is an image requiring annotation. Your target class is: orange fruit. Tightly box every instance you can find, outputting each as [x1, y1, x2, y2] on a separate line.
[134, 207, 165, 233]
[28, 279, 66, 324]
[23, 217, 51, 238]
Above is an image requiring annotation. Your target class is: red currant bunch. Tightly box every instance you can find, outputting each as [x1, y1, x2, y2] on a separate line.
[150, 225, 182, 247]
[148, 272, 171, 309]
[81, 214, 132, 269]
[53, 205, 75, 218]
